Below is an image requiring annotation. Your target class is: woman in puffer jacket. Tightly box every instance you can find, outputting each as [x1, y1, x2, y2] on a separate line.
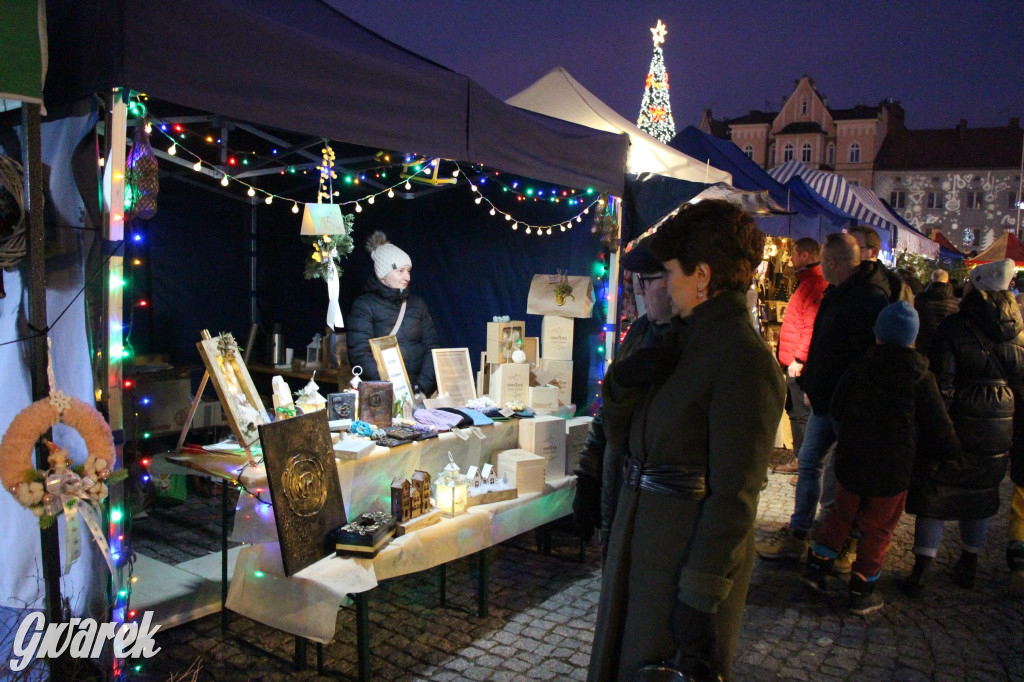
[904, 259, 1024, 595]
[347, 232, 440, 396]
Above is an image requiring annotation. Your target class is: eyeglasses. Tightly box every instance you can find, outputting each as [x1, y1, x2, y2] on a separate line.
[637, 274, 665, 291]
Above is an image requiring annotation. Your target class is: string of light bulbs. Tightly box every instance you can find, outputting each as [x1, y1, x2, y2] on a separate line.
[148, 122, 435, 214]
[453, 162, 604, 235]
[146, 120, 602, 234]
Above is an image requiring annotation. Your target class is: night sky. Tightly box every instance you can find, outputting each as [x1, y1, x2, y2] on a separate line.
[335, 0, 1024, 132]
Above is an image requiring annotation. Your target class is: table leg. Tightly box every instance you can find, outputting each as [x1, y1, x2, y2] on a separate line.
[221, 478, 229, 633]
[293, 636, 307, 670]
[477, 549, 490, 618]
[439, 562, 447, 607]
[353, 591, 371, 682]
[579, 535, 586, 564]
[541, 524, 552, 556]
[316, 642, 324, 675]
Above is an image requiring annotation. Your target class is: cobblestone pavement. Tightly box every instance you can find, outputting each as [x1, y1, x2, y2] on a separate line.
[126, 464, 1024, 681]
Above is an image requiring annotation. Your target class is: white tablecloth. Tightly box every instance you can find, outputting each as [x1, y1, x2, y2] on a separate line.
[225, 476, 575, 643]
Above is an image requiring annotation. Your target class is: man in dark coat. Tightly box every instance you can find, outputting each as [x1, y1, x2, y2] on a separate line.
[914, 268, 960, 356]
[757, 232, 890, 560]
[905, 258, 1024, 593]
[572, 238, 673, 546]
[848, 225, 914, 304]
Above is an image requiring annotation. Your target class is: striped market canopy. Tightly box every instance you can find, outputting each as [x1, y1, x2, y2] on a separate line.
[769, 160, 938, 258]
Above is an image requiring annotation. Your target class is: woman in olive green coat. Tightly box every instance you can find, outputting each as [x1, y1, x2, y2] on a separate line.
[588, 200, 785, 681]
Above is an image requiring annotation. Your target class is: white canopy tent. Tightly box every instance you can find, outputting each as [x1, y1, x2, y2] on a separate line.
[507, 67, 732, 185]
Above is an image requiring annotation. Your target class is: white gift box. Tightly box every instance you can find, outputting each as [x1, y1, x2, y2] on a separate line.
[565, 416, 593, 475]
[528, 386, 560, 414]
[539, 359, 573, 406]
[518, 415, 567, 481]
[495, 449, 546, 494]
[541, 315, 574, 360]
[488, 362, 530, 406]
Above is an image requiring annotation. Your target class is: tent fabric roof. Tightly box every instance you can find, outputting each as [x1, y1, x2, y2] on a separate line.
[770, 160, 939, 258]
[43, 0, 628, 195]
[506, 67, 731, 185]
[966, 231, 1024, 266]
[931, 229, 963, 256]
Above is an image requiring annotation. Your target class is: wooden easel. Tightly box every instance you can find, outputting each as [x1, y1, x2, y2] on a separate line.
[178, 330, 270, 465]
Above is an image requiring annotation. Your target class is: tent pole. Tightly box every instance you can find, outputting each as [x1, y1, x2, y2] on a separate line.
[606, 196, 622, 364]
[23, 101, 67, 677]
[102, 90, 128, 661]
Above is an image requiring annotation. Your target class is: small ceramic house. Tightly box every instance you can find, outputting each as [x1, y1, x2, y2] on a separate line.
[466, 465, 482, 488]
[481, 463, 497, 486]
[390, 477, 412, 521]
[412, 470, 431, 515]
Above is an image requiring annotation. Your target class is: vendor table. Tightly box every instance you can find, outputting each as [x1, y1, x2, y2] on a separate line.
[163, 418, 577, 679]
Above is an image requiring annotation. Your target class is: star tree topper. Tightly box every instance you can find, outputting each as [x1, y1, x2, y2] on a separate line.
[650, 19, 667, 46]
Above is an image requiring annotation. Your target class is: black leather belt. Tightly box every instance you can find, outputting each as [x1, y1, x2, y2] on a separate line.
[623, 456, 707, 499]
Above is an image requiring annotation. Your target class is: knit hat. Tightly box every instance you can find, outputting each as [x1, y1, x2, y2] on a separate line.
[873, 301, 919, 347]
[969, 258, 1016, 292]
[365, 230, 412, 279]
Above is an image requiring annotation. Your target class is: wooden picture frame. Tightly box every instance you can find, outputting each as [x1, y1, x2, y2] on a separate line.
[369, 335, 413, 404]
[196, 330, 270, 450]
[431, 348, 477, 407]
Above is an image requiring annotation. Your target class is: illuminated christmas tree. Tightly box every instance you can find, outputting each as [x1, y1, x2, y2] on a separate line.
[636, 19, 676, 144]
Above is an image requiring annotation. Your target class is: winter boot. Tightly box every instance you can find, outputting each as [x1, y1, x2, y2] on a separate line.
[953, 550, 979, 589]
[899, 554, 933, 598]
[1007, 543, 1024, 596]
[832, 536, 858, 575]
[801, 549, 833, 593]
[756, 525, 807, 561]
[847, 573, 884, 615]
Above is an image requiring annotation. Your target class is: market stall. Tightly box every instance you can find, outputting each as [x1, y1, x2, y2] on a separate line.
[2, 2, 632, 676]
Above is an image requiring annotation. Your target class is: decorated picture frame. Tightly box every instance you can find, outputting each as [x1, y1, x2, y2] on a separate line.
[369, 335, 413, 405]
[431, 348, 477, 407]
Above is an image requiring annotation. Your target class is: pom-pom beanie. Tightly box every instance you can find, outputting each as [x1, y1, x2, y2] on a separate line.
[365, 230, 412, 279]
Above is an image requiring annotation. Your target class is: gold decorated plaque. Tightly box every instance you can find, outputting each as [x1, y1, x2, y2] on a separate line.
[259, 410, 347, 575]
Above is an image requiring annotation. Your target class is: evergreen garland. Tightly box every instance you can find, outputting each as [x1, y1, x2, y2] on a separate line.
[303, 212, 355, 280]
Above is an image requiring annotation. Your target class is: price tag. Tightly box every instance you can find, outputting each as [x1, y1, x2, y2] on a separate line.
[450, 427, 470, 441]
[499, 408, 515, 418]
[470, 426, 487, 439]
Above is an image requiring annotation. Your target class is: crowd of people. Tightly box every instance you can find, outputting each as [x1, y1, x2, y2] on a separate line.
[573, 206, 1024, 681]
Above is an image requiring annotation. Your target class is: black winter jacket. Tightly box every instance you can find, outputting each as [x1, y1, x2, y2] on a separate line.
[347, 278, 440, 395]
[914, 281, 959, 356]
[830, 345, 958, 497]
[907, 289, 1024, 519]
[800, 261, 890, 412]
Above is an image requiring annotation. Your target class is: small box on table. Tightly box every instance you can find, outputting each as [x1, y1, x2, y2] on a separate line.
[328, 511, 397, 558]
[486, 320, 525, 362]
[565, 416, 593, 475]
[539, 358, 573, 406]
[488, 362, 529, 406]
[541, 316, 574, 360]
[528, 385, 560, 413]
[495, 449, 546, 494]
[518, 415, 568, 481]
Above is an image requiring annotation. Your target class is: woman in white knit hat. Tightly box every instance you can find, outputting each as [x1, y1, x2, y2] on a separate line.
[347, 231, 440, 396]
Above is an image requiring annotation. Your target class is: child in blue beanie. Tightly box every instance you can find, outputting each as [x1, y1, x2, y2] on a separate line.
[803, 301, 961, 614]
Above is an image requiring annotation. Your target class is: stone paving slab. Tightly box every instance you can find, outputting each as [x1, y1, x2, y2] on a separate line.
[29, 465, 1024, 681]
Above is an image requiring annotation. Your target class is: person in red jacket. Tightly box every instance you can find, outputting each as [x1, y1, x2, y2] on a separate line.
[775, 238, 828, 473]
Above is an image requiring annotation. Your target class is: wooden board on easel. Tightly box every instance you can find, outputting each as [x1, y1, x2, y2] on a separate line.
[195, 330, 270, 452]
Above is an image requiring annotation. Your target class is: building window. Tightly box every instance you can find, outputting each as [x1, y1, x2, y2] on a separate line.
[826, 144, 835, 166]
[801, 98, 808, 115]
[783, 143, 794, 162]
[849, 142, 861, 163]
[801, 143, 812, 163]
[743, 145, 754, 159]
[926, 191, 944, 209]
[963, 228, 979, 247]
[965, 190, 984, 209]
[889, 190, 906, 209]
[848, 179, 859, 186]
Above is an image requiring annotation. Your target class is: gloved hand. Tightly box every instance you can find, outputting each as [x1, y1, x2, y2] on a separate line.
[611, 346, 681, 388]
[671, 600, 718, 681]
[571, 472, 601, 542]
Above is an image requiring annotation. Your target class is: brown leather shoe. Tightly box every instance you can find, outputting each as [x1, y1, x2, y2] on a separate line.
[774, 458, 799, 474]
